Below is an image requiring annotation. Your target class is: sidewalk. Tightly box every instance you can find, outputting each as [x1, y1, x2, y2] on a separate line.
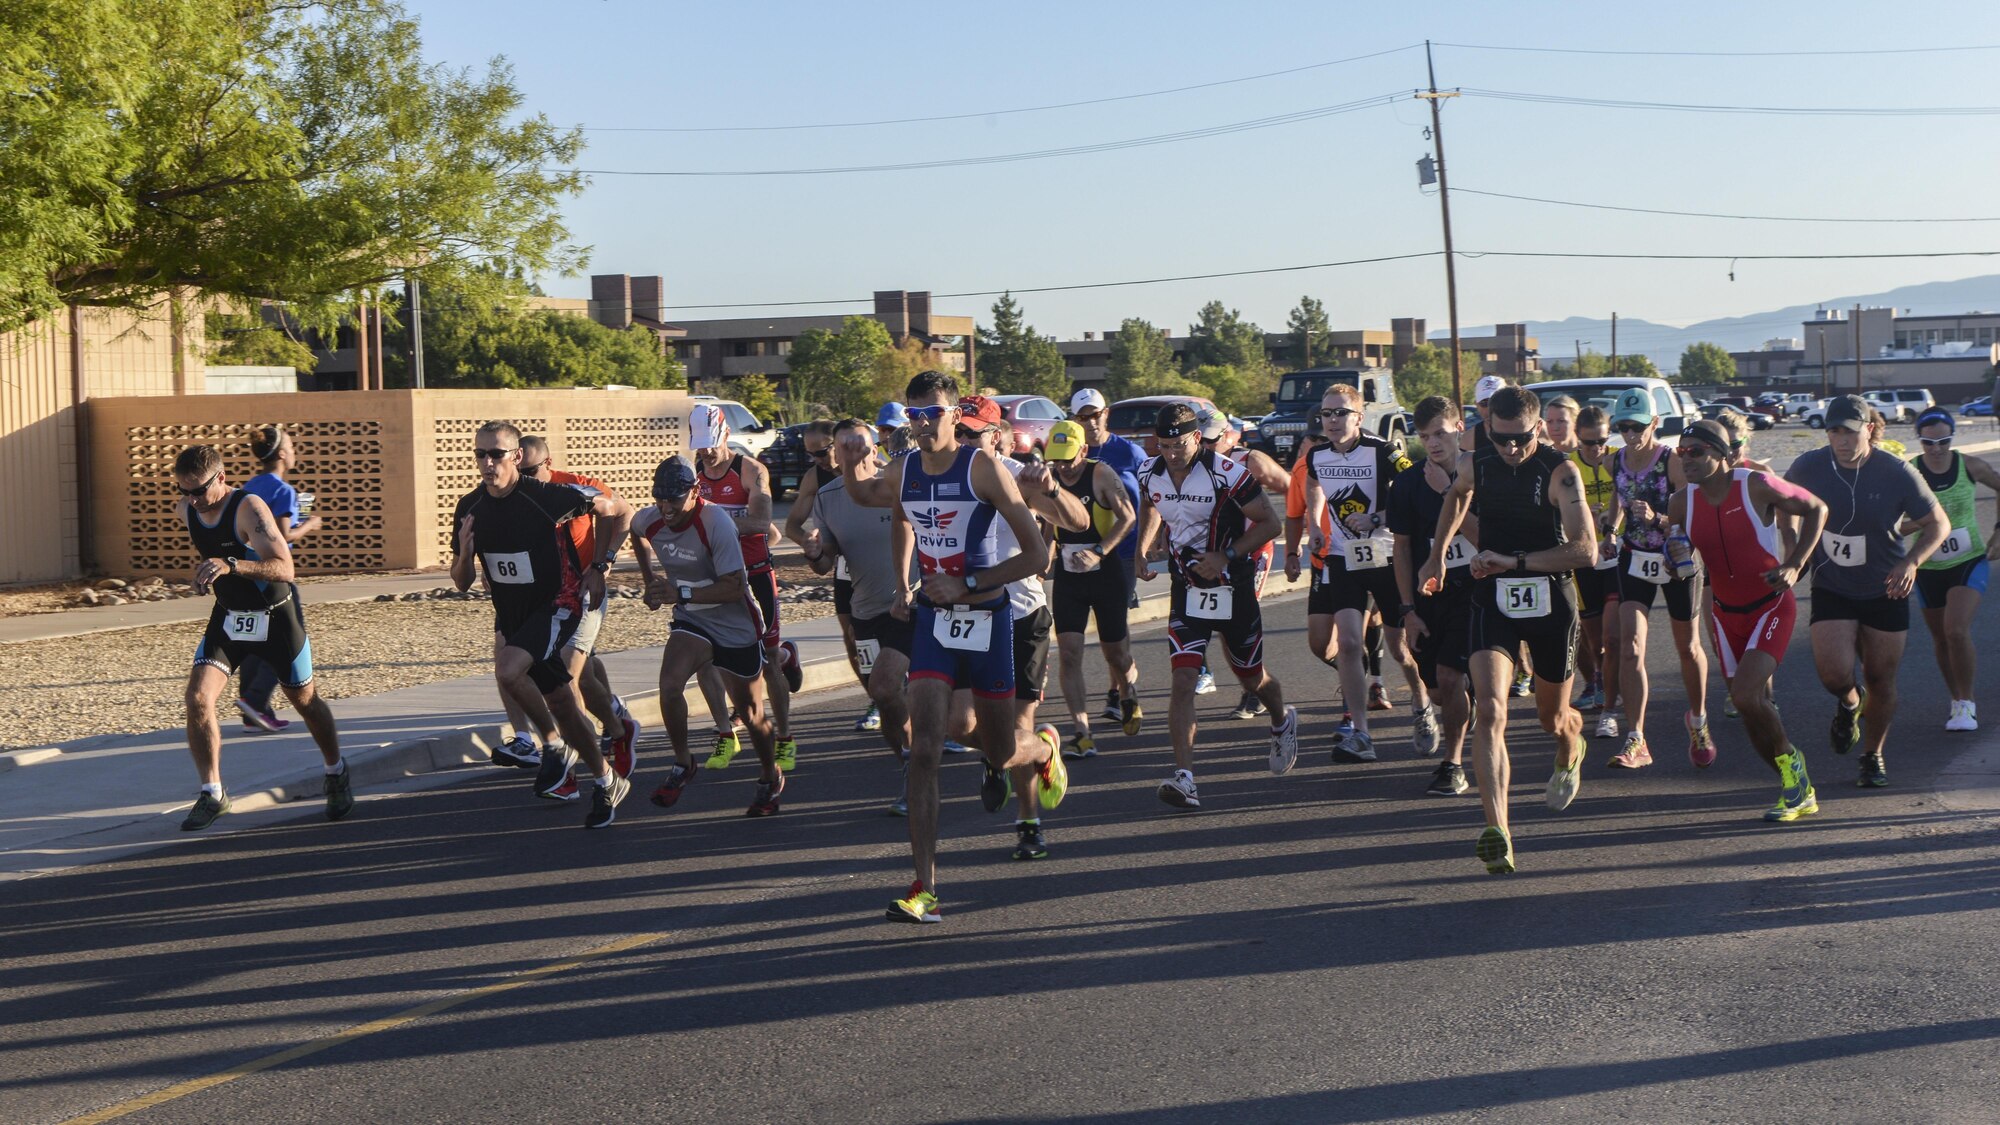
[0, 571, 1306, 880]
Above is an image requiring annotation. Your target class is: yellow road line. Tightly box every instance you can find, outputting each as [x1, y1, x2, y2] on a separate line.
[60, 932, 667, 1125]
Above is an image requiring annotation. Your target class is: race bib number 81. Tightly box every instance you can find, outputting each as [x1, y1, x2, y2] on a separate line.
[487, 551, 535, 584]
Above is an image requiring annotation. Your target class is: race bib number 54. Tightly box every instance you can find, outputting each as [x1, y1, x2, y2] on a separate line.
[1496, 576, 1552, 619]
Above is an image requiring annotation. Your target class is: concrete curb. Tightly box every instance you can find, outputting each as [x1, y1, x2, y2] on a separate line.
[133, 573, 1319, 811]
[0, 747, 62, 773]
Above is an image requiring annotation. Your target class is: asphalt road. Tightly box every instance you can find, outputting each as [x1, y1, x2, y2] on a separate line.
[9, 568, 2000, 1124]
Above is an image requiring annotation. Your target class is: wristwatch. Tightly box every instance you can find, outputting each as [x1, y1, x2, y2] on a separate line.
[225, 557, 239, 574]
[1398, 602, 1416, 620]
[1514, 551, 1527, 572]
[1224, 547, 1238, 563]
[965, 572, 981, 592]
[591, 560, 611, 574]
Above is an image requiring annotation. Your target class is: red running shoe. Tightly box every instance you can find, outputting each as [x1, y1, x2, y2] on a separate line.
[650, 763, 697, 809]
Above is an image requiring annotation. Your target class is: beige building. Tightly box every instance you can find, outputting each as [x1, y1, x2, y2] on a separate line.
[1056, 317, 1535, 390]
[1789, 306, 1997, 401]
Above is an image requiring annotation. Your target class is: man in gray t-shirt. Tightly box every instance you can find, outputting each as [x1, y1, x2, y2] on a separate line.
[806, 419, 915, 767]
[1782, 395, 1947, 786]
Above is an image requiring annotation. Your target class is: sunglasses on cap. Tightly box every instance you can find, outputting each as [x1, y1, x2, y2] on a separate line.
[1487, 430, 1534, 448]
[178, 472, 219, 497]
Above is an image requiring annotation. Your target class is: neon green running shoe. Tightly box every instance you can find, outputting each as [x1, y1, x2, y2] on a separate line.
[1764, 748, 1820, 822]
[703, 729, 740, 770]
[1476, 826, 1516, 875]
[887, 881, 941, 924]
[774, 738, 798, 771]
[1034, 724, 1069, 808]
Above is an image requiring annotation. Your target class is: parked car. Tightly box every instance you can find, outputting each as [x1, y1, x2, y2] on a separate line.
[688, 397, 778, 456]
[1961, 395, 1994, 417]
[990, 394, 1066, 456]
[1783, 393, 1823, 419]
[1107, 394, 1225, 457]
[1526, 376, 1697, 437]
[1249, 366, 1405, 462]
[1699, 402, 1774, 431]
[1229, 415, 1262, 445]
[1863, 388, 1937, 424]
[757, 423, 819, 499]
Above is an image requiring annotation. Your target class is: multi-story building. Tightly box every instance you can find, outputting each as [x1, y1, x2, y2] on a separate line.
[1781, 306, 1997, 401]
[1055, 317, 1536, 390]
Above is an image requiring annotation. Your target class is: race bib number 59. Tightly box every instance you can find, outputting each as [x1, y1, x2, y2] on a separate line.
[225, 609, 271, 643]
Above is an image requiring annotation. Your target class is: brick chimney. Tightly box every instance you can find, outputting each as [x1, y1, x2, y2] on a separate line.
[873, 290, 910, 339]
[590, 274, 632, 329]
[907, 291, 932, 338]
[631, 276, 665, 324]
[1391, 317, 1427, 369]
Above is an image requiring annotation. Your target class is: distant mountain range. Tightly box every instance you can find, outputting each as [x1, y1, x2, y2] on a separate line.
[1437, 274, 2000, 370]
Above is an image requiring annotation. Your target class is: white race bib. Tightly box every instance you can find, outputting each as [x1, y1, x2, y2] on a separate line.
[1186, 584, 1234, 620]
[1935, 527, 1975, 563]
[1823, 532, 1868, 568]
[835, 555, 851, 581]
[1496, 576, 1552, 619]
[224, 608, 271, 643]
[1061, 544, 1101, 573]
[1442, 535, 1474, 570]
[933, 607, 994, 651]
[1342, 533, 1393, 571]
[855, 637, 881, 674]
[487, 551, 535, 584]
[1626, 549, 1670, 586]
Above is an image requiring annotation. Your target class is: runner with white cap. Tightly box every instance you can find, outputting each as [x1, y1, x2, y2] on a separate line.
[1069, 387, 1149, 721]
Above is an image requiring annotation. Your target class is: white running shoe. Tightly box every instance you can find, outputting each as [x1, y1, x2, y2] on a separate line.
[1158, 769, 1200, 809]
[1269, 706, 1299, 776]
[1412, 704, 1442, 758]
[1595, 712, 1621, 740]
[1193, 670, 1218, 695]
[1946, 699, 1980, 731]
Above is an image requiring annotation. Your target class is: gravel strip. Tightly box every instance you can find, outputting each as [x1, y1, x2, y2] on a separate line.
[0, 569, 835, 752]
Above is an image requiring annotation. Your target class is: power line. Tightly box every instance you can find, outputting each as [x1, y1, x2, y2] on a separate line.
[561, 93, 1405, 176]
[1437, 41, 2000, 59]
[581, 44, 1423, 133]
[1456, 187, 2000, 224]
[1461, 87, 2000, 116]
[1466, 249, 2000, 262]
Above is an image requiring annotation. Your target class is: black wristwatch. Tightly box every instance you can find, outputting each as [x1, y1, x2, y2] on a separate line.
[225, 557, 239, 574]
[1514, 551, 1527, 572]
[965, 572, 981, 592]
[1398, 602, 1416, 620]
[591, 560, 611, 574]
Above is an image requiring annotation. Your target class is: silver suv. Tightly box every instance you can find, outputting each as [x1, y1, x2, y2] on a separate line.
[1862, 388, 1936, 424]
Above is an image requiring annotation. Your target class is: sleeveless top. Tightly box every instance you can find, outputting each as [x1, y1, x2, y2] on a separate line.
[696, 454, 772, 570]
[1685, 469, 1784, 610]
[1913, 452, 1985, 570]
[1614, 444, 1674, 551]
[1570, 450, 1617, 546]
[1055, 458, 1113, 546]
[901, 444, 1004, 609]
[185, 490, 289, 611]
[1470, 444, 1568, 567]
[992, 457, 1049, 617]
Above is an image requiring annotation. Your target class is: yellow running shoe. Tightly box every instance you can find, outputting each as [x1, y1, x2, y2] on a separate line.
[887, 881, 941, 924]
[1476, 826, 1516, 874]
[703, 729, 740, 770]
[1120, 696, 1144, 737]
[1034, 724, 1069, 808]
[774, 738, 798, 771]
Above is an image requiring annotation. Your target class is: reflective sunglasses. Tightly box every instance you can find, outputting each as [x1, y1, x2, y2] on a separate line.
[905, 405, 953, 424]
[1677, 445, 1714, 460]
[1316, 407, 1359, 420]
[178, 472, 219, 497]
[805, 445, 833, 461]
[1488, 430, 1534, 448]
[474, 447, 516, 461]
[1921, 436, 1954, 448]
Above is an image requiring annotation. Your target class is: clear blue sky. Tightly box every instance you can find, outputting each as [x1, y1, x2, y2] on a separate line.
[410, 0, 2000, 351]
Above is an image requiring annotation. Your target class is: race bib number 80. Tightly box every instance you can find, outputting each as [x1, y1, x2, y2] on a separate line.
[1935, 527, 1974, 563]
[487, 551, 536, 584]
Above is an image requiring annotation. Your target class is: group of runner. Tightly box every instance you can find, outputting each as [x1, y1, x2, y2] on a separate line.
[162, 368, 1998, 911]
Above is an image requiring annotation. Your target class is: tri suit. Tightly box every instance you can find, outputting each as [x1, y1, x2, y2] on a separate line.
[1468, 444, 1579, 682]
[903, 445, 1015, 699]
[188, 490, 313, 688]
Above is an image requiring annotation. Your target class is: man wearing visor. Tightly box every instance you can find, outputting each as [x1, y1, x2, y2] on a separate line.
[1785, 395, 1948, 788]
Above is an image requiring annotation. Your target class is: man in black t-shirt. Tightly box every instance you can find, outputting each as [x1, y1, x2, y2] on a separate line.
[1388, 396, 1476, 798]
[451, 421, 635, 828]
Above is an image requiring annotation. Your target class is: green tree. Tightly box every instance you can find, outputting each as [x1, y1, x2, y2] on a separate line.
[1127, 367, 1215, 400]
[1185, 300, 1269, 373]
[1285, 296, 1335, 368]
[1104, 318, 1177, 402]
[785, 316, 896, 418]
[717, 374, 782, 424]
[205, 307, 318, 372]
[976, 292, 1071, 401]
[1, 0, 585, 334]
[1678, 342, 1738, 385]
[1194, 363, 1279, 418]
[1393, 343, 1487, 406]
[388, 283, 683, 389]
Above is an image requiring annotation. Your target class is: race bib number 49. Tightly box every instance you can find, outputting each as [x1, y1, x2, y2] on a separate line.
[1823, 532, 1867, 568]
[1186, 584, 1234, 620]
[1496, 576, 1552, 619]
[1627, 549, 1670, 585]
[487, 551, 535, 584]
[225, 609, 271, 643]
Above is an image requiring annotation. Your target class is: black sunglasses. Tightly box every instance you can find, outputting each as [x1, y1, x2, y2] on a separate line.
[178, 472, 219, 497]
[1614, 422, 1650, 435]
[520, 461, 548, 477]
[474, 447, 515, 461]
[1488, 430, 1534, 448]
[805, 446, 833, 461]
[1316, 407, 1359, 420]
[1578, 437, 1611, 447]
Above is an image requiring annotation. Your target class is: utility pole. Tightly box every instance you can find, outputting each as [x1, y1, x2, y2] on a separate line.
[1417, 41, 1464, 403]
[1852, 302, 1864, 394]
[1611, 313, 1619, 378]
[405, 277, 425, 389]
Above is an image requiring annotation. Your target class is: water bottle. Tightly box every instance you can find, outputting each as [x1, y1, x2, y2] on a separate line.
[1666, 524, 1697, 580]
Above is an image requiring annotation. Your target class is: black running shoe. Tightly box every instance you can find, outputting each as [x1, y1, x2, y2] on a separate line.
[1426, 761, 1469, 796]
[324, 764, 354, 821]
[1857, 753, 1889, 788]
[1100, 689, 1121, 723]
[1831, 690, 1865, 756]
[535, 743, 578, 800]
[180, 788, 228, 832]
[980, 761, 1010, 813]
[585, 774, 630, 828]
[1013, 821, 1049, 860]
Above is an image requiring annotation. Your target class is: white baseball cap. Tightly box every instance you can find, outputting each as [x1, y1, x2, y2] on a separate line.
[1473, 375, 1507, 404]
[688, 403, 727, 450]
[1069, 388, 1108, 415]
